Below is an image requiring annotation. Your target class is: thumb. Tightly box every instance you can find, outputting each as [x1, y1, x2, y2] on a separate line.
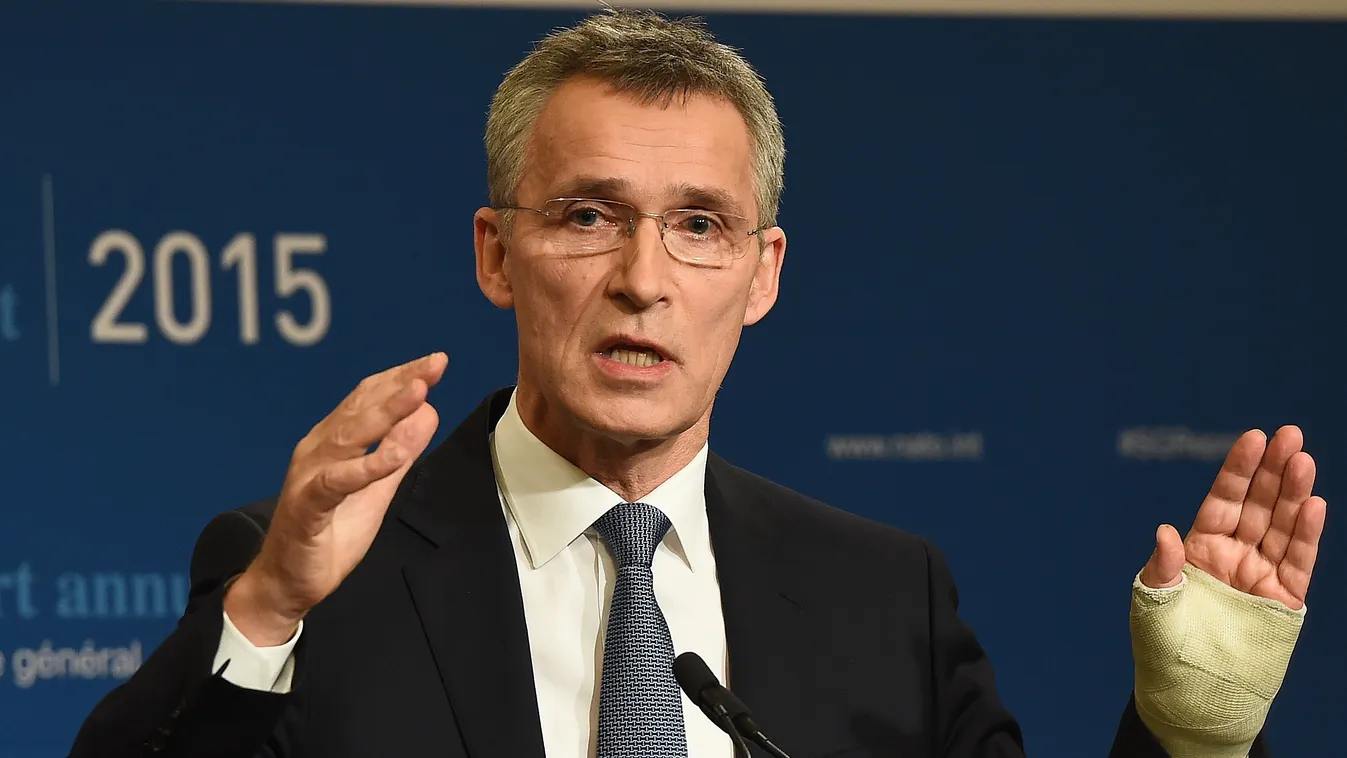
[1139, 524, 1186, 589]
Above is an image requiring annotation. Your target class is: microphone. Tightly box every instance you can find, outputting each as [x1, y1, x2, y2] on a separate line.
[673, 652, 793, 758]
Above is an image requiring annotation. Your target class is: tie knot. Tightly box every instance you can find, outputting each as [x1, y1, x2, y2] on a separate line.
[593, 502, 671, 569]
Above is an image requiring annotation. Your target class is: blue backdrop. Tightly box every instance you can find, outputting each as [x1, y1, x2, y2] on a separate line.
[0, 1, 1343, 755]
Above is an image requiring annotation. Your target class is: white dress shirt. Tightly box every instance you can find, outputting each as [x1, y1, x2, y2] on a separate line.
[213, 391, 733, 758]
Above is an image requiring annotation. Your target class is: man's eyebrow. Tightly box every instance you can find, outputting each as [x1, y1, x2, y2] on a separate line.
[549, 176, 749, 217]
[668, 183, 748, 217]
[552, 176, 636, 201]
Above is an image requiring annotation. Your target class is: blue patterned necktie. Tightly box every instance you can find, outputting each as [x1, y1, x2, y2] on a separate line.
[592, 502, 689, 758]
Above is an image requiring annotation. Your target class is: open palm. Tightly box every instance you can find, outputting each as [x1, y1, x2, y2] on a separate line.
[1140, 426, 1327, 611]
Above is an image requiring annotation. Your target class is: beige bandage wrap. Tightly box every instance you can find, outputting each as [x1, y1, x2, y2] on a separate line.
[1130, 563, 1306, 758]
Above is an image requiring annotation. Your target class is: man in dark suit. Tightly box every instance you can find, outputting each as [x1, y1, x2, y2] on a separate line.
[68, 8, 1324, 758]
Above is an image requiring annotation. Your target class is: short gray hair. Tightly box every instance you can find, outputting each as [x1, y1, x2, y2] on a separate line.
[485, 7, 786, 227]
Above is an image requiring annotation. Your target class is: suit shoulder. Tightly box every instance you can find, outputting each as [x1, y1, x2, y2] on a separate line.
[186, 497, 278, 586]
[713, 457, 928, 557]
[237, 496, 280, 530]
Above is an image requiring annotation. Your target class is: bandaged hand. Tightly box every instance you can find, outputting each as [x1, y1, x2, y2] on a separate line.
[1130, 426, 1325, 757]
[1130, 563, 1304, 757]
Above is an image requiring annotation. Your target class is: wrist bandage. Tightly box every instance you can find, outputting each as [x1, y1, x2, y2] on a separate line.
[1129, 563, 1305, 758]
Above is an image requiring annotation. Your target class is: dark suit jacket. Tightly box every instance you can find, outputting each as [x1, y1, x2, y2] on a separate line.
[68, 388, 1272, 758]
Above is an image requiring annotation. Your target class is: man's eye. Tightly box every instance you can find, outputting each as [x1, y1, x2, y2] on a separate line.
[571, 209, 601, 226]
[686, 216, 714, 235]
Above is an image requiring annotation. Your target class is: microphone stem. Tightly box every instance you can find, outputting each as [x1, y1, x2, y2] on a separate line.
[751, 734, 791, 758]
[711, 709, 753, 758]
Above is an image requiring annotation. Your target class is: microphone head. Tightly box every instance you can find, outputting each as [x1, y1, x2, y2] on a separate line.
[674, 652, 752, 720]
[673, 651, 720, 703]
[673, 652, 765, 746]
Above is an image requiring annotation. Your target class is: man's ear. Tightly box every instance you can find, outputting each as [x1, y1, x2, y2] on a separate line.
[475, 208, 514, 309]
[744, 227, 786, 326]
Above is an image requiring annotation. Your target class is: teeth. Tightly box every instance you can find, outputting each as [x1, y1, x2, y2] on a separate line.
[608, 348, 661, 368]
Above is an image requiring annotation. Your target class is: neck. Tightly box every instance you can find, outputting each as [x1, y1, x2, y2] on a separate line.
[513, 385, 709, 503]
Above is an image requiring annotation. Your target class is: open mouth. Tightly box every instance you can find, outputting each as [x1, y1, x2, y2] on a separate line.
[598, 339, 668, 369]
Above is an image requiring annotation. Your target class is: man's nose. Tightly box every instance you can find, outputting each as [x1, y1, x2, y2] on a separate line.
[606, 215, 672, 310]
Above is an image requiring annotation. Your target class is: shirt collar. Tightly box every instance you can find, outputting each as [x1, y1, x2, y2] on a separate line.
[490, 391, 712, 574]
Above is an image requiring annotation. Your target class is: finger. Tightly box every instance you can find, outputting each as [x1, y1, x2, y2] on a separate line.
[374, 351, 449, 386]
[383, 400, 440, 460]
[1139, 524, 1186, 588]
[1278, 495, 1327, 604]
[295, 353, 444, 462]
[305, 401, 440, 507]
[394, 351, 449, 389]
[307, 434, 417, 507]
[400, 350, 449, 389]
[1258, 451, 1315, 564]
[352, 403, 442, 504]
[341, 351, 449, 420]
[1234, 425, 1303, 545]
[1191, 429, 1266, 538]
[347, 352, 447, 433]
[322, 377, 431, 457]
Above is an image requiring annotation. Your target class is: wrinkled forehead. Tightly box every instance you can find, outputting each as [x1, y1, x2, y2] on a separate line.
[519, 79, 758, 217]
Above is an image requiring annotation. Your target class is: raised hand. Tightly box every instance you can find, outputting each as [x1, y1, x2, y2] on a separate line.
[225, 352, 449, 645]
[1140, 425, 1327, 610]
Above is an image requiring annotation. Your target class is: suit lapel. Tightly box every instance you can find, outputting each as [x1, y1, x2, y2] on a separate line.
[706, 456, 830, 758]
[396, 389, 546, 758]
[387, 392, 830, 758]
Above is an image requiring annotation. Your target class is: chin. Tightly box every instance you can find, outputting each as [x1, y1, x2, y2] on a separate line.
[565, 387, 701, 443]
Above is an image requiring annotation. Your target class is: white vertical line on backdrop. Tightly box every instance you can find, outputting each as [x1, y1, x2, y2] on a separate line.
[179, 0, 1347, 20]
[41, 174, 61, 387]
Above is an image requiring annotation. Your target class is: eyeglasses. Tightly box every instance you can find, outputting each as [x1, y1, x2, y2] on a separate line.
[494, 197, 768, 268]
